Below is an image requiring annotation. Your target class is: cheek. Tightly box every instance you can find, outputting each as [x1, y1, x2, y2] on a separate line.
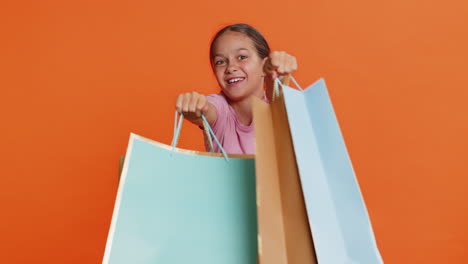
[245, 64, 263, 78]
[214, 70, 225, 83]
[246, 59, 263, 73]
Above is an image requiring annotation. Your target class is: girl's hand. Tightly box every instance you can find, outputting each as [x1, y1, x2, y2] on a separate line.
[264, 51, 298, 80]
[175, 92, 209, 119]
[175, 92, 216, 127]
[264, 51, 298, 101]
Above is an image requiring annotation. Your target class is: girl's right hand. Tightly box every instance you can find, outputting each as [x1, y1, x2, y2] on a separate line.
[175, 92, 209, 120]
[265, 51, 298, 80]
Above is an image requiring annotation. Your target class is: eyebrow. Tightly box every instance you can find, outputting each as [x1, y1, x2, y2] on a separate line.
[213, 48, 250, 58]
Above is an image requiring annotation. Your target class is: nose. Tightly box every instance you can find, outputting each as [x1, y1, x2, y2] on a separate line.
[225, 61, 239, 74]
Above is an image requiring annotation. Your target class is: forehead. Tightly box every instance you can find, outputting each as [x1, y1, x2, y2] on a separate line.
[212, 31, 256, 56]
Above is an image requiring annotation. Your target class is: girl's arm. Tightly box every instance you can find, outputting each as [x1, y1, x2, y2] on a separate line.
[175, 92, 217, 127]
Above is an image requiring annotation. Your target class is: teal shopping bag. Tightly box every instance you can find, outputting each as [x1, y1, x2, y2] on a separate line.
[280, 78, 383, 264]
[103, 133, 257, 264]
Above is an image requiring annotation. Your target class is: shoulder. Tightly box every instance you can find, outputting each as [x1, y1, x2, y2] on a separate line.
[206, 93, 232, 131]
[207, 93, 229, 106]
[206, 93, 232, 116]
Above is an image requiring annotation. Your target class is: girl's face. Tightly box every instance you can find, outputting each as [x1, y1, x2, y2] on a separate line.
[211, 31, 267, 102]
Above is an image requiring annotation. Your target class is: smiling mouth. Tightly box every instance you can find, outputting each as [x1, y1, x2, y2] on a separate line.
[226, 77, 245, 84]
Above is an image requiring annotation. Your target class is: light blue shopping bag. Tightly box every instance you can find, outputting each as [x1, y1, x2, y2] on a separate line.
[103, 128, 257, 263]
[279, 78, 383, 264]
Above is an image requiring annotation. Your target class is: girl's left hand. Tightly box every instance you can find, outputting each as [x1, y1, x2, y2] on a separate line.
[264, 51, 298, 80]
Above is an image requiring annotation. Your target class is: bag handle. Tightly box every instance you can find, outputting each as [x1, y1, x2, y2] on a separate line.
[171, 111, 215, 152]
[171, 111, 229, 161]
[273, 74, 303, 101]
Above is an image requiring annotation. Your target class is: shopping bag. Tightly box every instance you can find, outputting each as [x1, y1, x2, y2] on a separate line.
[252, 81, 317, 264]
[103, 118, 257, 264]
[280, 78, 383, 263]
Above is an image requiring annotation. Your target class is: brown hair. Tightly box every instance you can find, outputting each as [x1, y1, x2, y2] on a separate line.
[209, 24, 271, 63]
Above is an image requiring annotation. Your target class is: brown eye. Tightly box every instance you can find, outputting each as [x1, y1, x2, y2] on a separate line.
[238, 55, 248, 60]
[215, 59, 225, 65]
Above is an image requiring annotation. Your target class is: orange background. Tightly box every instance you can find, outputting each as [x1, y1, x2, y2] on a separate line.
[1, 0, 467, 263]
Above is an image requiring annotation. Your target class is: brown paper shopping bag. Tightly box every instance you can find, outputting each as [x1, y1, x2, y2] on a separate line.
[252, 79, 317, 264]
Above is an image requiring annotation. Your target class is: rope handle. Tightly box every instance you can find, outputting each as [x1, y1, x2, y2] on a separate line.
[171, 111, 229, 161]
[272, 74, 303, 101]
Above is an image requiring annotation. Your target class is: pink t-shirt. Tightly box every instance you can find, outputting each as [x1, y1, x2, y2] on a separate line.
[204, 93, 269, 155]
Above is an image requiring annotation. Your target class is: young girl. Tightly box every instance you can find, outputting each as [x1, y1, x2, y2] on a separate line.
[175, 24, 297, 154]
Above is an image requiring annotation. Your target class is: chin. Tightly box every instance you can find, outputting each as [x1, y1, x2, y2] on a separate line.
[221, 90, 245, 102]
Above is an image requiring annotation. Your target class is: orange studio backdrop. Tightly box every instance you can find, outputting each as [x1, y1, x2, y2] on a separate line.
[1, 0, 467, 263]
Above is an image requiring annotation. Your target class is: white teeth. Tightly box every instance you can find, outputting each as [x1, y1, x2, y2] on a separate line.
[228, 78, 244, 84]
